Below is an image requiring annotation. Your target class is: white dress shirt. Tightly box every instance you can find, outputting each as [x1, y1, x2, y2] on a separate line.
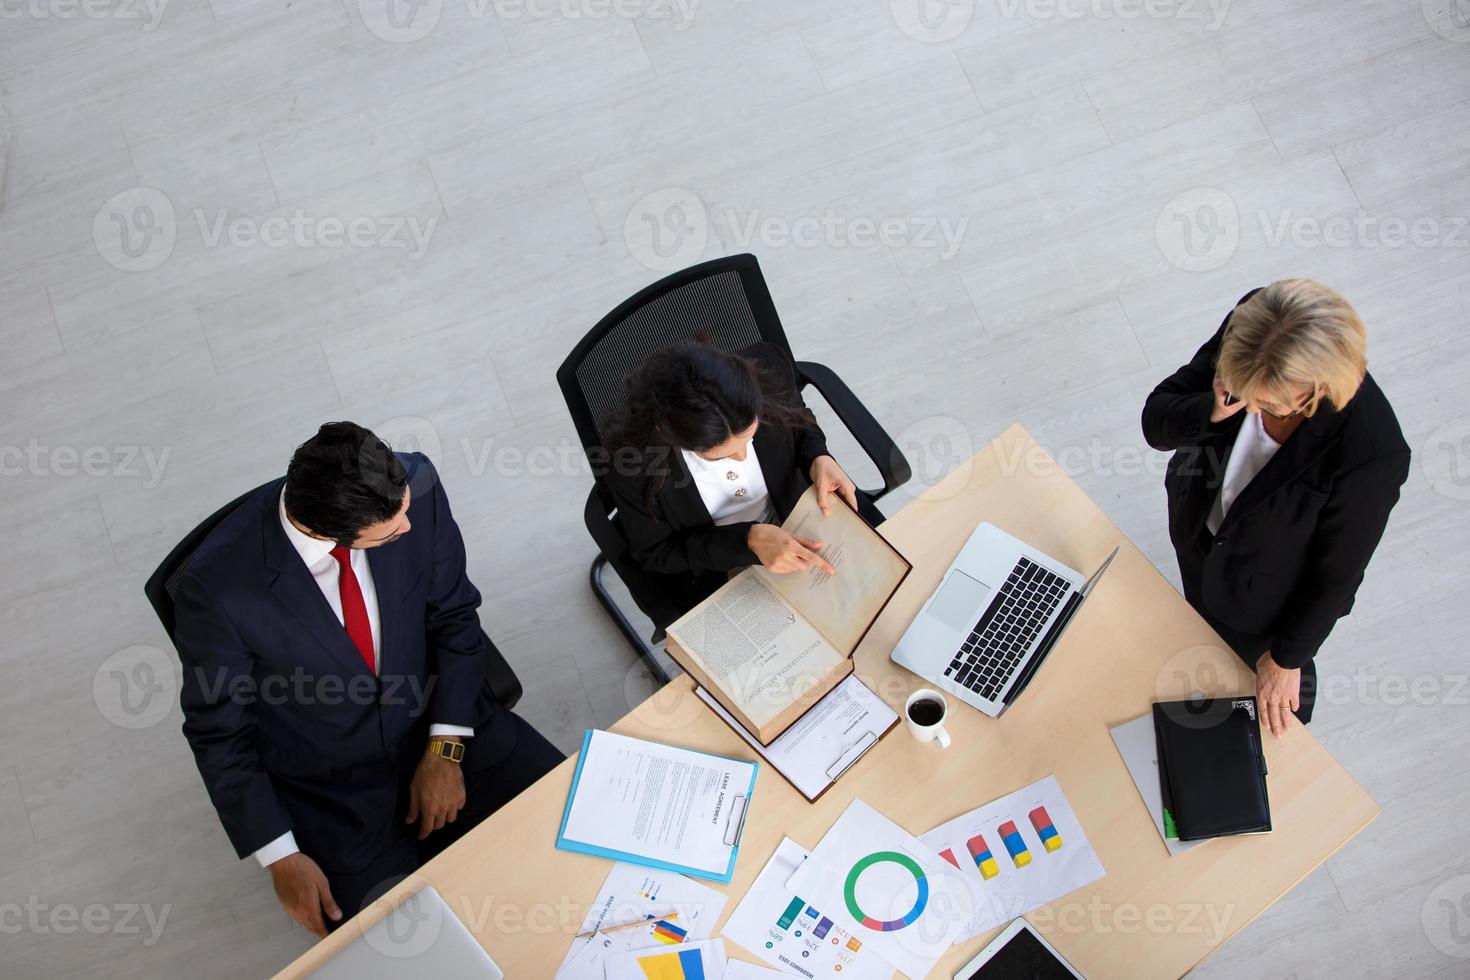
[254, 491, 472, 868]
[1206, 411, 1283, 535]
[680, 445, 776, 526]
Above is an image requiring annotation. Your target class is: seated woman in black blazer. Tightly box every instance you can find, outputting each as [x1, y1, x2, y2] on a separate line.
[603, 340, 878, 629]
[1142, 279, 1409, 738]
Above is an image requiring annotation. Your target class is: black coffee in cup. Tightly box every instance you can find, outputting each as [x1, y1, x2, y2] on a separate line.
[907, 697, 945, 727]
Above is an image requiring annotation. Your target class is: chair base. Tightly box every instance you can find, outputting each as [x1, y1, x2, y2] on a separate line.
[589, 555, 673, 685]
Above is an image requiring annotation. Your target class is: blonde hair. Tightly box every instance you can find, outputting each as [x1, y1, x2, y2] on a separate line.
[1216, 278, 1367, 416]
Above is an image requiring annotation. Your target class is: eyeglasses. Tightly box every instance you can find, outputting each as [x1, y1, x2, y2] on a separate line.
[1227, 390, 1314, 421]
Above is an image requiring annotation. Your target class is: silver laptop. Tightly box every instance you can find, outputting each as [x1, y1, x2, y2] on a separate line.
[311, 885, 504, 980]
[892, 523, 1116, 717]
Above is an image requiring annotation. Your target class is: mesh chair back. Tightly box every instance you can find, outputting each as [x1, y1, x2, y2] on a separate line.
[559, 254, 793, 454]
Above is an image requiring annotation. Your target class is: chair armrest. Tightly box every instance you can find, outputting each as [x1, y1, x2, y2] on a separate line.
[795, 360, 911, 501]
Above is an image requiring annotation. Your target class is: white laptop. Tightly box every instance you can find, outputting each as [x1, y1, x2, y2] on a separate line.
[892, 523, 1116, 717]
[310, 885, 504, 980]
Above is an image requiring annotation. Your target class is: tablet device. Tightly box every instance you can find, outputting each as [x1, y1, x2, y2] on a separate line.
[312, 885, 504, 980]
[953, 919, 1084, 980]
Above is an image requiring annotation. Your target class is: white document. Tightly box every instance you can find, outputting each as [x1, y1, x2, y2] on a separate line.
[553, 863, 728, 979]
[557, 730, 755, 879]
[696, 675, 897, 801]
[919, 775, 1106, 941]
[604, 938, 728, 980]
[785, 801, 980, 980]
[1108, 714, 1205, 857]
[721, 837, 897, 980]
[725, 962, 788, 979]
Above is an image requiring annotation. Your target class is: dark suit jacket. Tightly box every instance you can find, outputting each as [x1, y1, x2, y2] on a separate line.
[602, 343, 831, 625]
[1141, 291, 1410, 669]
[173, 453, 512, 873]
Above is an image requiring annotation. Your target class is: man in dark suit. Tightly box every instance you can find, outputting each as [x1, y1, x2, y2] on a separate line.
[173, 422, 563, 936]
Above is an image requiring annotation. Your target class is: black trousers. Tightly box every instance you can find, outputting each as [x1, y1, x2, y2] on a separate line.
[1176, 530, 1316, 724]
[325, 711, 564, 921]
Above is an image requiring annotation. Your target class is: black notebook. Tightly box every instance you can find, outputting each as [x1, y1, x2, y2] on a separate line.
[1153, 697, 1271, 841]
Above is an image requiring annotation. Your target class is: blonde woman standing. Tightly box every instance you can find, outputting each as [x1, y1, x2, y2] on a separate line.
[1142, 280, 1410, 738]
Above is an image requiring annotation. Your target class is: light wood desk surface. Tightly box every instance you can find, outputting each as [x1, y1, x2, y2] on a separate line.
[277, 425, 1378, 980]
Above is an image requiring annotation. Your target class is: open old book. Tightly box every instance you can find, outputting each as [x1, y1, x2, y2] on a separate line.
[666, 486, 911, 744]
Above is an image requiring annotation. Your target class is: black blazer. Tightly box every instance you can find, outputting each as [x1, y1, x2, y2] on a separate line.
[1141, 291, 1410, 669]
[602, 343, 831, 622]
[173, 454, 512, 873]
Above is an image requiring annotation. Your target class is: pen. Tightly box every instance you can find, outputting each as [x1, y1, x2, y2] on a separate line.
[574, 912, 679, 939]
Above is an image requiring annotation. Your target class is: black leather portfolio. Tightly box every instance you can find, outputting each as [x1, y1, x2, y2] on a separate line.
[1153, 697, 1271, 841]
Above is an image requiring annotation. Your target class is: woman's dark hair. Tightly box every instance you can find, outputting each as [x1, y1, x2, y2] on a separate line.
[606, 340, 814, 489]
[284, 422, 408, 547]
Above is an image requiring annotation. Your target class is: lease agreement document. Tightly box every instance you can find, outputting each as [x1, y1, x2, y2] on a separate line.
[556, 730, 758, 882]
[667, 487, 910, 743]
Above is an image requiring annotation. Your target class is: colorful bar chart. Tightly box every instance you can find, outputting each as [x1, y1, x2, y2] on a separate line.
[964, 834, 1001, 880]
[1028, 806, 1063, 852]
[776, 897, 805, 931]
[651, 919, 688, 945]
[998, 821, 1031, 868]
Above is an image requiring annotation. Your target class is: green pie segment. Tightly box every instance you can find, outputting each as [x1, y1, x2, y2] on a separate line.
[843, 851, 930, 932]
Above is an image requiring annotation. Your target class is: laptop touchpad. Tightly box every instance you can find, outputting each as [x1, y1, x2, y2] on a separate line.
[927, 570, 991, 633]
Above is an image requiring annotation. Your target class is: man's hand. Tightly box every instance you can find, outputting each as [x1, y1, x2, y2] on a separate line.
[407, 741, 466, 840]
[1255, 651, 1300, 738]
[809, 455, 858, 516]
[1210, 376, 1248, 424]
[748, 524, 836, 575]
[268, 852, 342, 938]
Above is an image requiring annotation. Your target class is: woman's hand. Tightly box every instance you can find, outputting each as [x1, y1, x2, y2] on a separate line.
[748, 524, 836, 575]
[1210, 376, 1247, 424]
[809, 455, 858, 516]
[1255, 652, 1300, 738]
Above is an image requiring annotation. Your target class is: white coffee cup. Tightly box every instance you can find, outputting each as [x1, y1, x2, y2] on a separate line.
[904, 688, 952, 748]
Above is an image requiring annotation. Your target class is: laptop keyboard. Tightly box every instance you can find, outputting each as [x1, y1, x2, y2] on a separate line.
[942, 558, 1071, 701]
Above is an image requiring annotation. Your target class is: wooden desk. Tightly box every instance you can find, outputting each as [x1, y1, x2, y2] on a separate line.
[277, 425, 1378, 980]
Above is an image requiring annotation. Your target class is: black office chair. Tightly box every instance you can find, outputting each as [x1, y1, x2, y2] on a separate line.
[556, 253, 912, 682]
[143, 482, 523, 708]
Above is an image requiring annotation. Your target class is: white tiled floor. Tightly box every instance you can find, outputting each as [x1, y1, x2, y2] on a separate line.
[2, 0, 1468, 976]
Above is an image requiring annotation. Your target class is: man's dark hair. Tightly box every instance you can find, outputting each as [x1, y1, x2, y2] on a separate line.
[284, 422, 408, 547]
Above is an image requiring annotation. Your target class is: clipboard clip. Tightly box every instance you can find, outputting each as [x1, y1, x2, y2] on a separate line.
[722, 794, 749, 848]
[825, 730, 879, 783]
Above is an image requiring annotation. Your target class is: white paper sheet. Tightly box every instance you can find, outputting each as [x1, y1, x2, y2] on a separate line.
[558, 730, 755, 878]
[1108, 714, 1205, 857]
[553, 863, 729, 979]
[721, 837, 897, 980]
[725, 962, 788, 979]
[919, 775, 1105, 941]
[785, 801, 980, 980]
[697, 675, 896, 801]
[604, 938, 728, 980]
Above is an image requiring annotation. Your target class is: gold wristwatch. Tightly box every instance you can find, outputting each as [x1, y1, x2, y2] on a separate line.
[427, 737, 465, 764]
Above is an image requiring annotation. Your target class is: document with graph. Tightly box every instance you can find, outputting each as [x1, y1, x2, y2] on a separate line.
[919, 775, 1105, 940]
[666, 486, 910, 745]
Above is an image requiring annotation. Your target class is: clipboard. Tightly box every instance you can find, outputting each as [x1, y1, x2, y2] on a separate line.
[555, 730, 757, 883]
[697, 675, 899, 802]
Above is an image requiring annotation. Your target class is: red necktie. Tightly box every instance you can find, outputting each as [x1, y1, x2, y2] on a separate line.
[330, 546, 376, 673]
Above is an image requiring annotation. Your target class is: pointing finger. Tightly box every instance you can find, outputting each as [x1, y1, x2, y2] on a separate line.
[798, 544, 836, 576]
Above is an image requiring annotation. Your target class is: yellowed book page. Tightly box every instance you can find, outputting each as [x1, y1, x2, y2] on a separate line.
[764, 486, 910, 654]
[667, 570, 846, 730]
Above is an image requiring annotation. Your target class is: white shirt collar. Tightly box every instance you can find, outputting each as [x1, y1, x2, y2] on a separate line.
[279, 487, 338, 570]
